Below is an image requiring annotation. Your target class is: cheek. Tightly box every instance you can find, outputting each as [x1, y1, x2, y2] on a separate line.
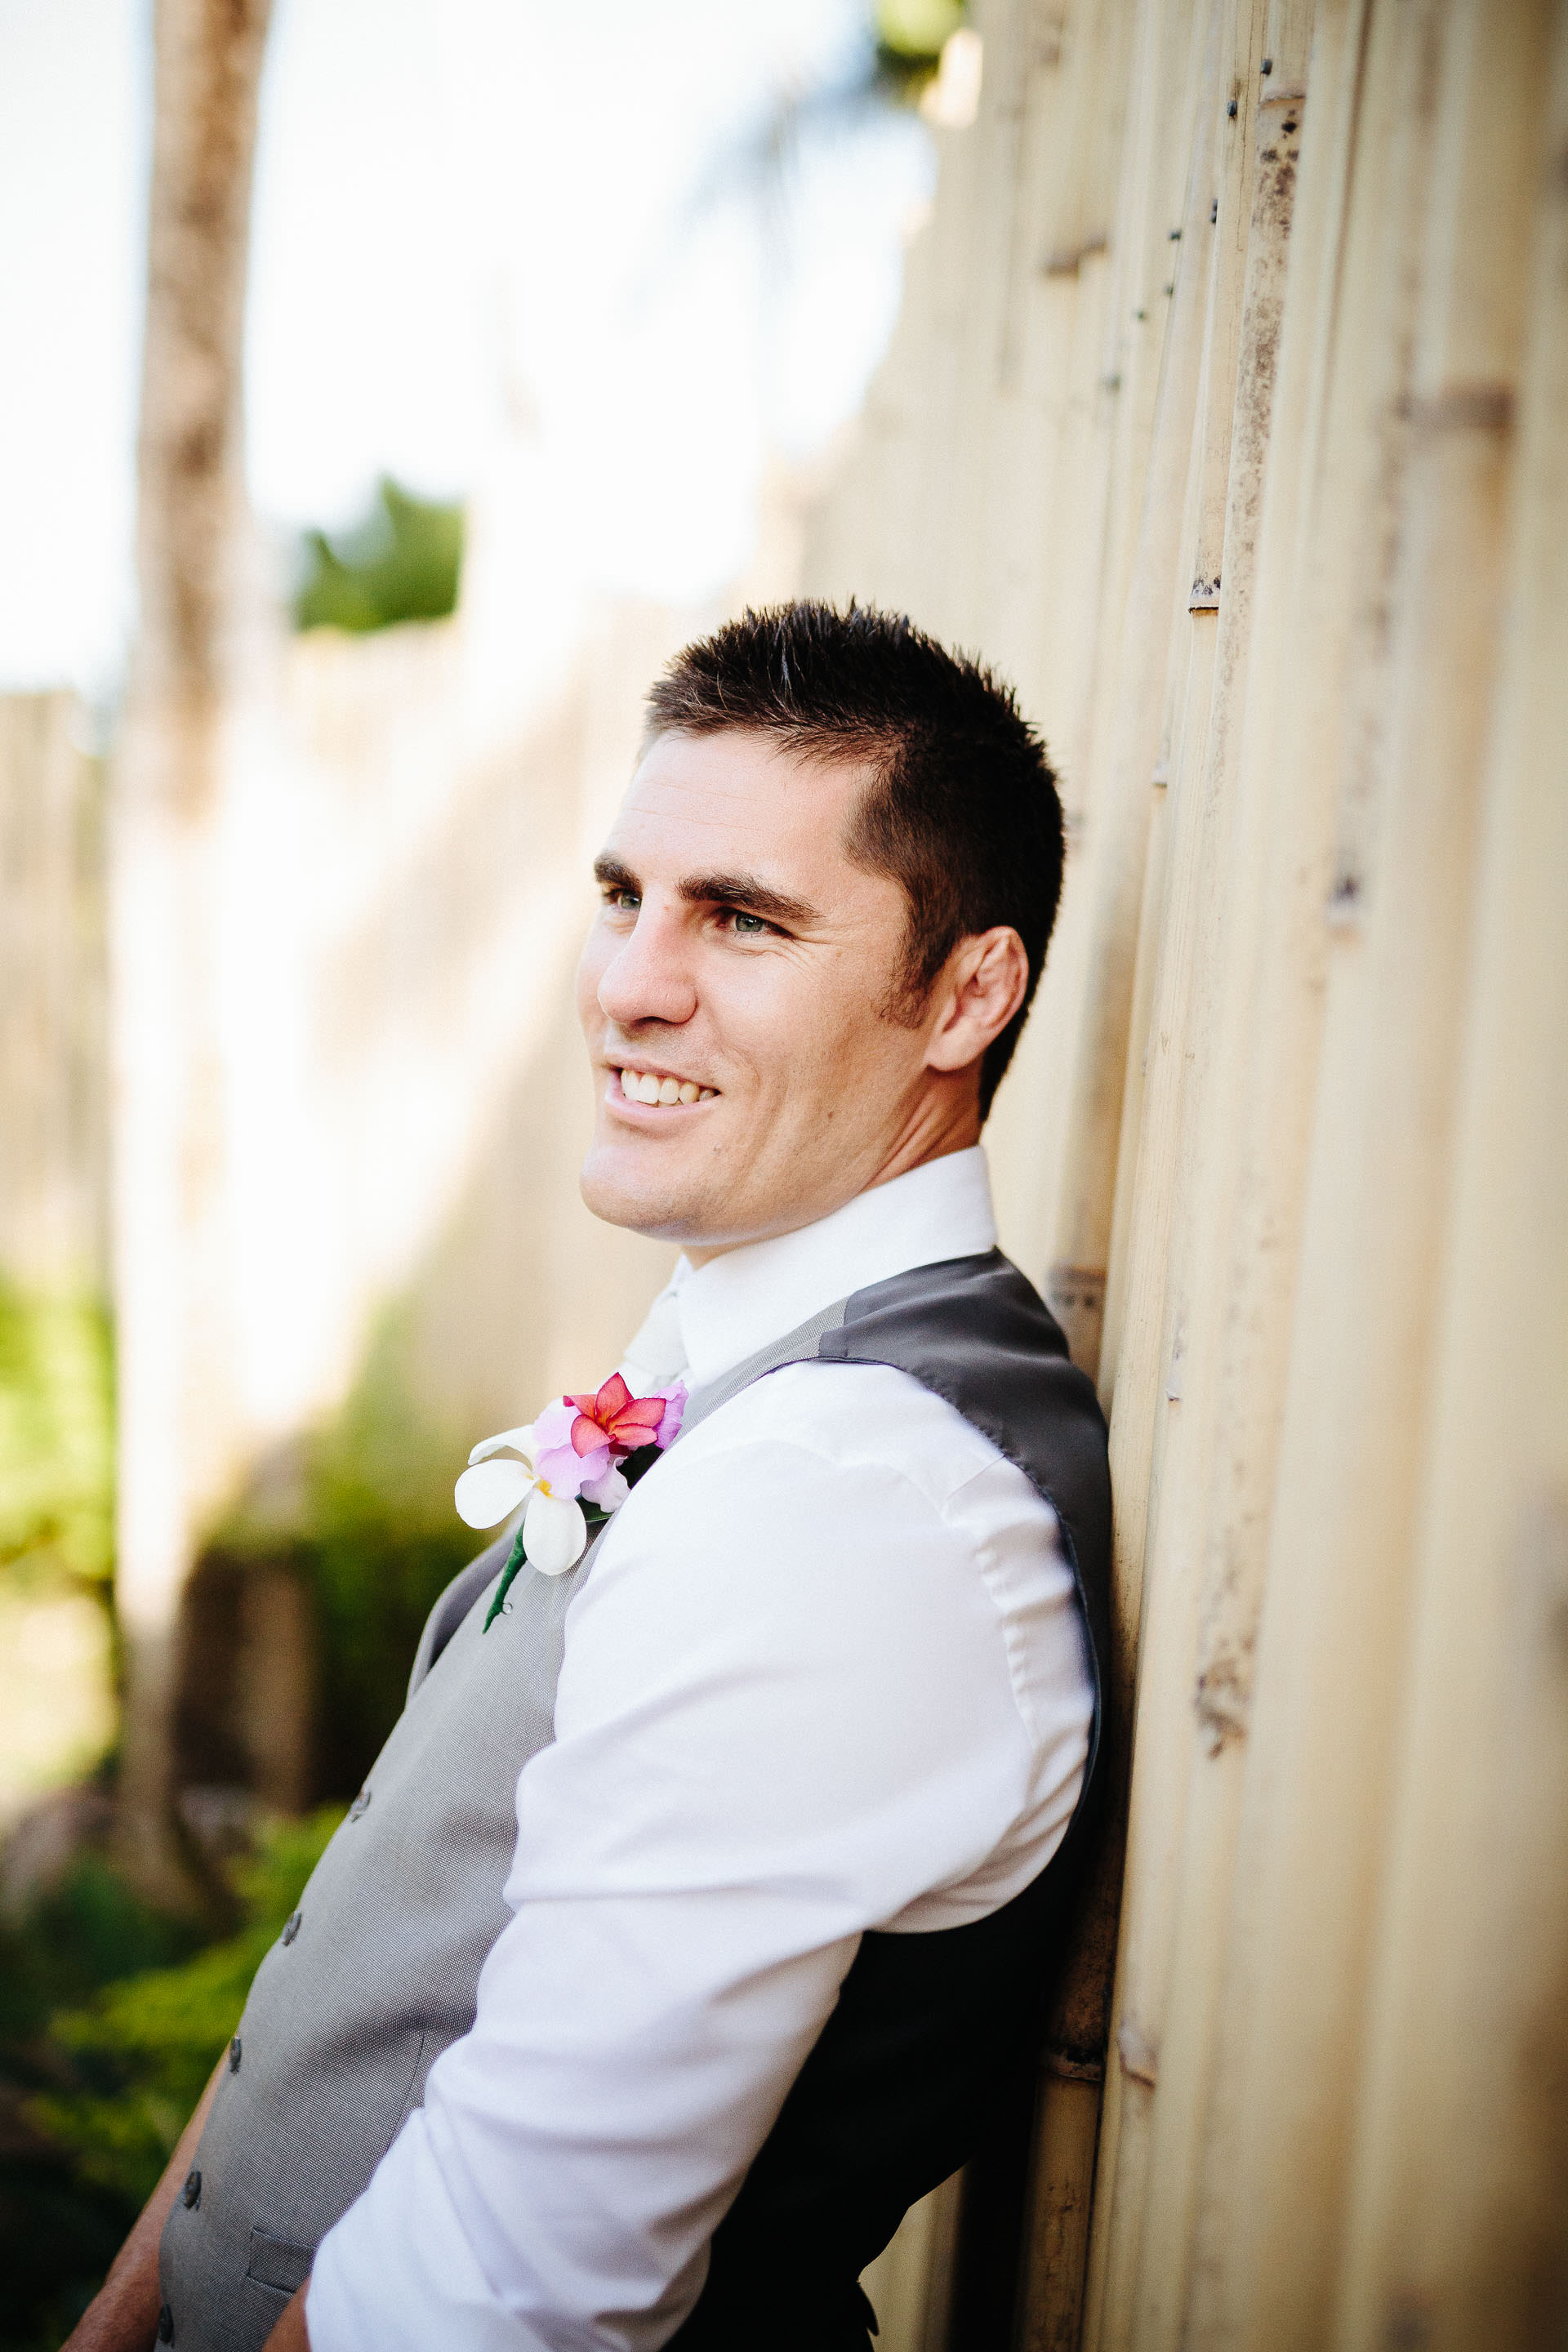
[576, 931, 609, 1032]
[758, 958, 898, 1096]
[716, 957, 848, 1077]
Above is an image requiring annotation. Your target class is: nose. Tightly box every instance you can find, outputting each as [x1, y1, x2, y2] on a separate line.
[596, 898, 698, 1031]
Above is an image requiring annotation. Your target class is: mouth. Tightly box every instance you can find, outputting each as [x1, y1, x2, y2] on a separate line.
[609, 1062, 719, 1111]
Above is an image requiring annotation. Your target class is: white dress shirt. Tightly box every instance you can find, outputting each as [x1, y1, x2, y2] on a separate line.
[309, 1147, 1092, 2352]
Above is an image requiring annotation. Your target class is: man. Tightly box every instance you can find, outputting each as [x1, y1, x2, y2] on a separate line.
[70, 601, 1111, 2352]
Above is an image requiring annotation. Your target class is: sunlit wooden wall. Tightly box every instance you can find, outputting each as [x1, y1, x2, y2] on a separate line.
[808, 0, 1568, 2344]
[0, 694, 107, 1292]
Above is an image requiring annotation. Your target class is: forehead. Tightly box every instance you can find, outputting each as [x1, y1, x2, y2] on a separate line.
[606, 729, 871, 884]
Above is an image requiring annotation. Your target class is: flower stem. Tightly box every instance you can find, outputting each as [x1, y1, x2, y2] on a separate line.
[482, 1522, 530, 1632]
[481, 1502, 612, 1631]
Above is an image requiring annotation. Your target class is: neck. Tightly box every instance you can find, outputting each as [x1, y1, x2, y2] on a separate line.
[684, 1088, 982, 1270]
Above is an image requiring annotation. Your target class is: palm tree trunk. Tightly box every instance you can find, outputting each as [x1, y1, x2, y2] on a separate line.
[112, 0, 273, 1909]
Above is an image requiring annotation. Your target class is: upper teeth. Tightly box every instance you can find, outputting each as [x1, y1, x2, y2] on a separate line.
[618, 1069, 715, 1106]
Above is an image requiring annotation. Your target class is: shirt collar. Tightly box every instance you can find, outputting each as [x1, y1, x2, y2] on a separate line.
[670, 1145, 998, 1389]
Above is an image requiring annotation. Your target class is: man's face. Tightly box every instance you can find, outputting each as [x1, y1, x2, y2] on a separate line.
[576, 728, 954, 1254]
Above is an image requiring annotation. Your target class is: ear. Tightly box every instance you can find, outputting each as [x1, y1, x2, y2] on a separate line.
[922, 928, 1031, 1076]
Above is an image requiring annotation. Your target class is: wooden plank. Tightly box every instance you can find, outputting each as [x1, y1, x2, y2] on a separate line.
[1041, 0, 1224, 1382]
[987, 0, 1136, 1299]
[1019, 8, 1232, 2345]
[1081, 10, 1325, 2334]
[1330, 22, 1568, 2341]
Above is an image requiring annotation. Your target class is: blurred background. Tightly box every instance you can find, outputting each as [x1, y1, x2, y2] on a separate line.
[3, 1, 1565, 2349]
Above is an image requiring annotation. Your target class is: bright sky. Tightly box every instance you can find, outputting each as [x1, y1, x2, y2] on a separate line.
[0, 0, 930, 695]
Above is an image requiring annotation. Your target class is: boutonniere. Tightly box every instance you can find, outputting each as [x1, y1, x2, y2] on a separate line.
[454, 1373, 687, 1629]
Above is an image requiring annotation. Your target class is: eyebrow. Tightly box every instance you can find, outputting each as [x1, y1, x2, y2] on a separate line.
[593, 855, 819, 929]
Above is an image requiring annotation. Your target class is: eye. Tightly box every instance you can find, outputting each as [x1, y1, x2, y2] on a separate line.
[603, 885, 640, 913]
[731, 911, 768, 935]
[718, 906, 775, 938]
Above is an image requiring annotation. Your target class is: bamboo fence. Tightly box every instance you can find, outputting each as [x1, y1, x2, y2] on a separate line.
[806, 0, 1568, 2343]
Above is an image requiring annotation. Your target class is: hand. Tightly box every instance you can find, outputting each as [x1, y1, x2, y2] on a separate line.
[261, 2280, 311, 2350]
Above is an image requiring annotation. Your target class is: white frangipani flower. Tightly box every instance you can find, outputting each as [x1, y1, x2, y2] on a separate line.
[452, 1424, 589, 1579]
[453, 1424, 537, 1528]
[517, 1486, 590, 1576]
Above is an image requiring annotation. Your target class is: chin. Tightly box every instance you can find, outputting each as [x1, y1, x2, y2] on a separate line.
[579, 1143, 708, 1242]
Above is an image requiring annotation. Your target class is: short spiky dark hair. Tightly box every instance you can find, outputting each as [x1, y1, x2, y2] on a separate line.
[644, 600, 1064, 1117]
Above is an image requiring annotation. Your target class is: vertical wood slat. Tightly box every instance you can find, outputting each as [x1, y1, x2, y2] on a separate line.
[1330, 21, 1568, 2342]
[1013, 8, 1225, 2341]
[1040, 0, 1221, 1384]
[984, 0, 1142, 1296]
[997, 0, 1204, 1356]
[1096, 0, 1268, 1441]
[947, 0, 1032, 649]
[1082, 10, 1311, 2338]
[1015, 10, 1270, 2347]
[1086, 2, 1356, 2338]
[1172, 0, 1453, 2324]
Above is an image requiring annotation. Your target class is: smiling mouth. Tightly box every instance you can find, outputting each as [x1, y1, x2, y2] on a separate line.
[613, 1065, 719, 1108]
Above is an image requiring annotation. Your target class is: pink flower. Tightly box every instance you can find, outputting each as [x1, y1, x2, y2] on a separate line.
[455, 1368, 688, 1599]
[566, 1372, 670, 1456]
[526, 1375, 687, 1504]
[530, 1397, 606, 1502]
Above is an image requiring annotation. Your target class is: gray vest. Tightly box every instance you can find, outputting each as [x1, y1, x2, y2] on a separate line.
[158, 1253, 1111, 2352]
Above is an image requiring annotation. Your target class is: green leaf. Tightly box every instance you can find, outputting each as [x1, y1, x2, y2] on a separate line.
[294, 477, 465, 635]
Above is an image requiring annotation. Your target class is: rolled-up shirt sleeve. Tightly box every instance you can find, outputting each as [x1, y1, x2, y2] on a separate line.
[308, 1366, 1089, 2352]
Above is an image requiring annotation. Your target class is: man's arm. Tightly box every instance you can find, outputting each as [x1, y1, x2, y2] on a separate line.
[262, 2281, 310, 2351]
[61, 2047, 229, 2352]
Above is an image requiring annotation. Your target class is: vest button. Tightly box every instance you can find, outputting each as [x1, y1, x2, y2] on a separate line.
[281, 1911, 301, 1946]
[157, 2304, 174, 2342]
[229, 2035, 242, 2073]
[349, 1788, 372, 1820]
[181, 2168, 201, 2208]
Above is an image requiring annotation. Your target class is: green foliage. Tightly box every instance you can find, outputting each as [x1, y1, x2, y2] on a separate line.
[0, 2167, 130, 2352]
[294, 476, 465, 635]
[212, 1311, 478, 1795]
[0, 1815, 341, 2345]
[24, 1810, 343, 2209]
[872, 0, 966, 104]
[0, 1851, 206, 2350]
[875, 0, 966, 57]
[0, 1283, 114, 1584]
[0, 1855, 197, 2062]
[302, 1508, 474, 1798]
